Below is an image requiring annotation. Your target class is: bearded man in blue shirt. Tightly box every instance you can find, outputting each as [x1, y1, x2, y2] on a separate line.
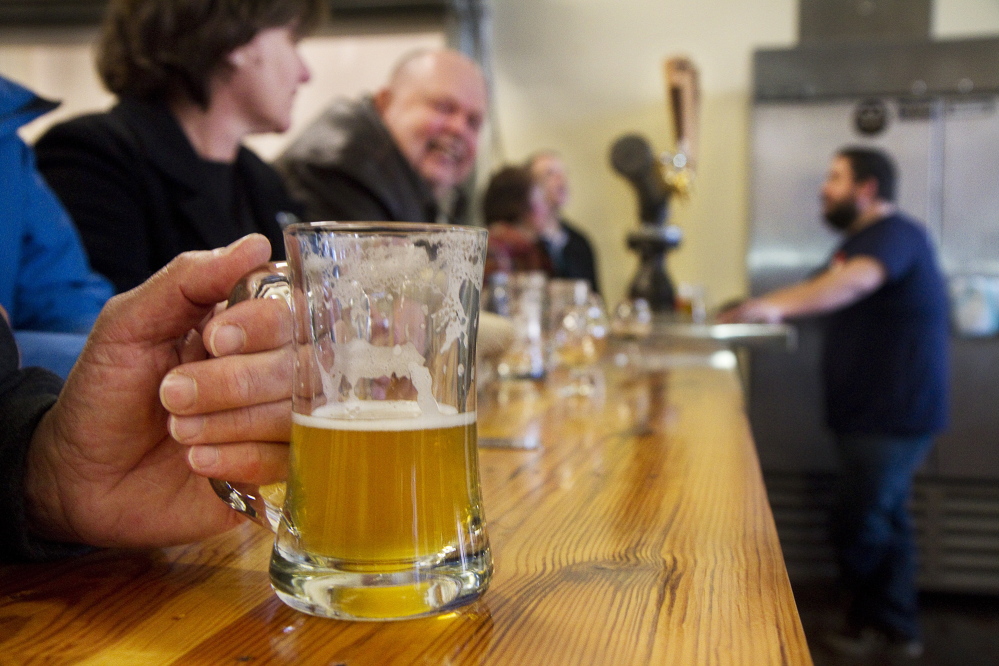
[721, 147, 949, 661]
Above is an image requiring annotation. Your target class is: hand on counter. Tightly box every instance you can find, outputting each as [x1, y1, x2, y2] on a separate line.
[716, 298, 785, 324]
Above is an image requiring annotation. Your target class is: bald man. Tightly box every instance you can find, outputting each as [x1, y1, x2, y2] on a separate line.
[527, 150, 600, 294]
[277, 48, 487, 224]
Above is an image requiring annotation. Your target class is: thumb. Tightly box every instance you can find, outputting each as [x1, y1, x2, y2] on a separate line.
[98, 234, 274, 344]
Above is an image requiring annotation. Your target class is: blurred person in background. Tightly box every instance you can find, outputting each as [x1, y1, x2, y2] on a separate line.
[35, 0, 322, 293]
[527, 150, 599, 294]
[482, 165, 552, 281]
[1, 234, 293, 562]
[276, 48, 486, 225]
[0, 75, 113, 377]
[720, 147, 949, 661]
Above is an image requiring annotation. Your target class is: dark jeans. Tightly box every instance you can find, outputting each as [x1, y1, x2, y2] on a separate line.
[829, 432, 935, 642]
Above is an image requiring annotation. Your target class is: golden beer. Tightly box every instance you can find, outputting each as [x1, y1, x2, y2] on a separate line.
[285, 402, 485, 569]
[219, 223, 490, 620]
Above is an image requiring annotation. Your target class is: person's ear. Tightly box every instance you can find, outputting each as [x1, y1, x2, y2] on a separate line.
[373, 87, 392, 115]
[857, 177, 880, 203]
[228, 49, 247, 68]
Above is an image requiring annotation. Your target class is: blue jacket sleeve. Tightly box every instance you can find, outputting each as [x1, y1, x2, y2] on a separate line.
[5, 135, 113, 333]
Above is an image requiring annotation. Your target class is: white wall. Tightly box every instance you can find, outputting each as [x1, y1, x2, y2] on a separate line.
[0, 27, 112, 139]
[935, 0, 999, 37]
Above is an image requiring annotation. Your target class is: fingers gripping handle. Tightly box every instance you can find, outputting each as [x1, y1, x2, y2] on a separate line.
[209, 261, 291, 531]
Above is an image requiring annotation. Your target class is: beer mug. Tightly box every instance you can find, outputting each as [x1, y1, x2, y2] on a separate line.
[213, 222, 492, 621]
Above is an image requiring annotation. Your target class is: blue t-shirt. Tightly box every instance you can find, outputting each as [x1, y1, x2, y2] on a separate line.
[822, 213, 950, 436]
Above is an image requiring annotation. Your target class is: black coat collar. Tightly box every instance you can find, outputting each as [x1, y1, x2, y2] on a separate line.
[111, 98, 281, 251]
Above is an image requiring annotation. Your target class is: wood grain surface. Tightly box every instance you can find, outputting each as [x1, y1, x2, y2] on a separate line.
[0, 349, 812, 665]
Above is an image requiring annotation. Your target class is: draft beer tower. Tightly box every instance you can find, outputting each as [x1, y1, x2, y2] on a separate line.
[610, 56, 699, 312]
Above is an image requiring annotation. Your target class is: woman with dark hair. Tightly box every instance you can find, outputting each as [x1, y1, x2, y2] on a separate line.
[35, 0, 323, 293]
[482, 165, 552, 280]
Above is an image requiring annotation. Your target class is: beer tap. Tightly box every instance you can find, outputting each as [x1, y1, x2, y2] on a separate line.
[610, 56, 699, 312]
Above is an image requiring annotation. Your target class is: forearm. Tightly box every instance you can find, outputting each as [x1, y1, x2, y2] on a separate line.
[726, 257, 886, 323]
[759, 273, 869, 319]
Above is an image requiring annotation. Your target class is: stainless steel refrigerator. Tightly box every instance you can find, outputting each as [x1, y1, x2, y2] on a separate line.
[748, 37, 999, 591]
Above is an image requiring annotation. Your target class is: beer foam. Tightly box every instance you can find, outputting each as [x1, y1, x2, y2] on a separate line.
[300, 228, 485, 414]
[294, 401, 476, 431]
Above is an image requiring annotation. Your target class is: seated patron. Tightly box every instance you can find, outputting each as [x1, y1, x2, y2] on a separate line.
[276, 48, 487, 225]
[1, 75, 114, 376]
[527, 151, 600, 293]
[35, 0, 321, 293]
[482, 166, 553, 280]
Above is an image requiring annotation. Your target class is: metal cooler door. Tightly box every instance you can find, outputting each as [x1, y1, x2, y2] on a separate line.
[940, 96, 999, 275]
[747, 98, 937, 473]
[935, 96, 999, 480]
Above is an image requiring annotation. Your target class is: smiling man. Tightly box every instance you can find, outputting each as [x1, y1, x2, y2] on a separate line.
[277, 48, 487, 225]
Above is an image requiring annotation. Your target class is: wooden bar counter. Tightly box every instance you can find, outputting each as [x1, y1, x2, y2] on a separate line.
[0, 345, 812, 665]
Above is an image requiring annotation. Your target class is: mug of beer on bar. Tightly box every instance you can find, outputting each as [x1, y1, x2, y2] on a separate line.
[213, 222, 492, 621]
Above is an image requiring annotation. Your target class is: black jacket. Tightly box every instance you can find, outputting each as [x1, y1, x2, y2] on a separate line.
[276, 97, 465, 224]
[35, 98, 298, 293]
[546, 219, 601, 295]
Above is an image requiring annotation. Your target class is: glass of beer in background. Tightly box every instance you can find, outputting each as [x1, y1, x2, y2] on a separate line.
[214, 222, 491, 621]
[546, 279, 609, 397]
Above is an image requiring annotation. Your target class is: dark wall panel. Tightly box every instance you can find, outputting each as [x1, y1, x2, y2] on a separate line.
[799, 0, 930, 43]
[0, 0, 450, 26]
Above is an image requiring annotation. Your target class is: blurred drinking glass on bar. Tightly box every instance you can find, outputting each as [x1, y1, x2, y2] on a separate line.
[675, 282, 707, 323]
[490, 271, 546, 380]
[547, 278, 608, 397]
[611, 298, 653, 339]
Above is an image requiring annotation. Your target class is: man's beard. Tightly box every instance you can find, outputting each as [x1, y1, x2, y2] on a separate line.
[823, 199, 859, 231]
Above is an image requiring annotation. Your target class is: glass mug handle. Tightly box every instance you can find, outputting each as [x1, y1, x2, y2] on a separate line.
[208, 261, 291, 532]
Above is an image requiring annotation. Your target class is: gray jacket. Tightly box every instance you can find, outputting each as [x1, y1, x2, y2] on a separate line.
[277, 97, 463, 224]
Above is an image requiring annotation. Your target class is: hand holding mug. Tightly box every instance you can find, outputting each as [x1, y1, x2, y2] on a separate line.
[24, 235, 293, 549]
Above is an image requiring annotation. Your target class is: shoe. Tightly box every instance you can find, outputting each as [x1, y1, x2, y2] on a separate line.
[823, 627, 884, 658]
[823, 627, 924, 662]
[885, 637, 923, 661]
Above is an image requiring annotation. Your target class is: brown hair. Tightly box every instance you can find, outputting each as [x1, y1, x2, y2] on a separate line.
[483, 166, 535, 225]
[96, 0, 323, 108]
[838, 146, 897, 202]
